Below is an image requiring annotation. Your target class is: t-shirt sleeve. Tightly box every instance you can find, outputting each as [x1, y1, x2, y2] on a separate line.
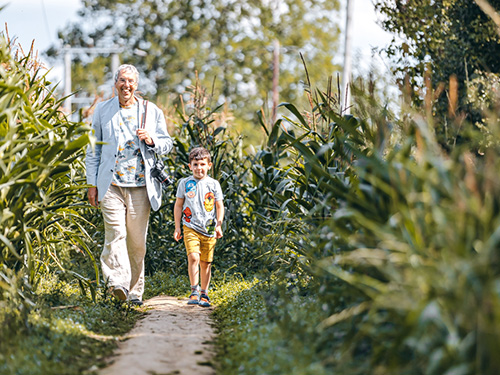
[214, 180, 223, 201]
[176, 178, 186, 198]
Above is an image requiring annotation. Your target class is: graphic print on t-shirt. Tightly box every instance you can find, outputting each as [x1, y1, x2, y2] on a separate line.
[204, 192, 215, 212]
[185, 180, 197, 198]
[177, 175, 223, 237]
[183, 207, 193, 222]
[113, 106, 145, 186]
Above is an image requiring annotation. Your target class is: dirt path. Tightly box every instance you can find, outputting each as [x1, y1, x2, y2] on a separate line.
[98, 295, 216, 375]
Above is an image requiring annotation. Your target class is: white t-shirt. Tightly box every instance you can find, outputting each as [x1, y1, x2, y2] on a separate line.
[176, 175, 224, 237]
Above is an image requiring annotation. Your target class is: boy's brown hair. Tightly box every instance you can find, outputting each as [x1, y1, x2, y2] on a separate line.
[189, 147, 211, 163]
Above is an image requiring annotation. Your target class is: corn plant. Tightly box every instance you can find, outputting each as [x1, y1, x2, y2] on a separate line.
[312, 110, 500, 374]
[0, 35, 97, 314]
[256, 73, 500, 374]
[247, 77, 375, 278]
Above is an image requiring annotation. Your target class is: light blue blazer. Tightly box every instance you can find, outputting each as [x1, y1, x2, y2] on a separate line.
[86, 96, 173, 211]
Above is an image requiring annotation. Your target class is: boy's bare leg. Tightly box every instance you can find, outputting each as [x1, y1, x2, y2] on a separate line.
[188, 253, 200, 287]
[200, 261, 212, 292]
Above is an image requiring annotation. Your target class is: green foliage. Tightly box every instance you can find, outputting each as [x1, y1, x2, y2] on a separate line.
[0, 33, 97, 328]
[0, 266, 33, 336]
[245, 73, 500, 374]
[212, 276, 333, 375]
[143, 270, 189, 298]
[311, 119, 500, 374]
[374, 0, 500, 146]
[247, 77, 377, 279]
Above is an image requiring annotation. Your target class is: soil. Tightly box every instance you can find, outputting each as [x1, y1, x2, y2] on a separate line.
[98, 295, 216, 375]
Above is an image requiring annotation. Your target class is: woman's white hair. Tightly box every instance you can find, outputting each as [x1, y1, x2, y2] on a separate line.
[114, 64, 140, 83]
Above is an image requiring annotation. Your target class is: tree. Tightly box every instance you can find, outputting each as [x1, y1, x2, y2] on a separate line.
[46, 0, 341, 132]
[374, 0, 500, 148]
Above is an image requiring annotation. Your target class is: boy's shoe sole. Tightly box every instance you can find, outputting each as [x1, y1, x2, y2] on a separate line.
[130, 298, 144, 306]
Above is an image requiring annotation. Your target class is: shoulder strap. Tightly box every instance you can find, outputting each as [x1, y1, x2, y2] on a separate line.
[141, 100, 149, 129]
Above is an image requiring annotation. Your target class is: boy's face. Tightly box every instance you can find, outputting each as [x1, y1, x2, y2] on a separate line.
[188, 158, 212, 180]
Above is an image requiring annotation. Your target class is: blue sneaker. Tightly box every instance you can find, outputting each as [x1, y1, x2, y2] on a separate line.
[199, 293, 211, 307]
[187, 289, 200, 305]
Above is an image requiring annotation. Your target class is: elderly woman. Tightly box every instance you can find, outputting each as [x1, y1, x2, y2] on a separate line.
[86, 64, 173, 306]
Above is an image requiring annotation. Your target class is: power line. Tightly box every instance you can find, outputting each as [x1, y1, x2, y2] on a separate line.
[40, 0, 52, 45]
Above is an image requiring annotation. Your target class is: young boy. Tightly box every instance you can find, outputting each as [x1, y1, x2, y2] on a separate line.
[174, 147, 224, 307]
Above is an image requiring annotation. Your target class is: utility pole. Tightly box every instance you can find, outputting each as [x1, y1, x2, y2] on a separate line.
[62, 46, 123, 113]
[271, 39, 280, 125]
[342, 0, 354, 115]
[64, 49, 72, 110]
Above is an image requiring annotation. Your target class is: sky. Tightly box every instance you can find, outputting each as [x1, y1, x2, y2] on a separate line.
[0, 0, 394, 87]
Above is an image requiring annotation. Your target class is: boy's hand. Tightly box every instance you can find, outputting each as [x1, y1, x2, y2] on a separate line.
[174, 228, 182, 242]
[215, 225, 223, 239]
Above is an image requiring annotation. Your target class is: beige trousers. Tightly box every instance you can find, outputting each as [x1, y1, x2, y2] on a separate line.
[100, 185, 151, 300]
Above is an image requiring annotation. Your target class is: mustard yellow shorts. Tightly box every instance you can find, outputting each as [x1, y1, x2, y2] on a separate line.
[183, 226, 216, 263]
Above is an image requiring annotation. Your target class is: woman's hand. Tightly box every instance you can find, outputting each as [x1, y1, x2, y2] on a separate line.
[88, 187, 98, 207]
[137, 129, 154, 146]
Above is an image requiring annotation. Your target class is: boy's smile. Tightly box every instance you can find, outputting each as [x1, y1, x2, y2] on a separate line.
[189, 158, 212, 180]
